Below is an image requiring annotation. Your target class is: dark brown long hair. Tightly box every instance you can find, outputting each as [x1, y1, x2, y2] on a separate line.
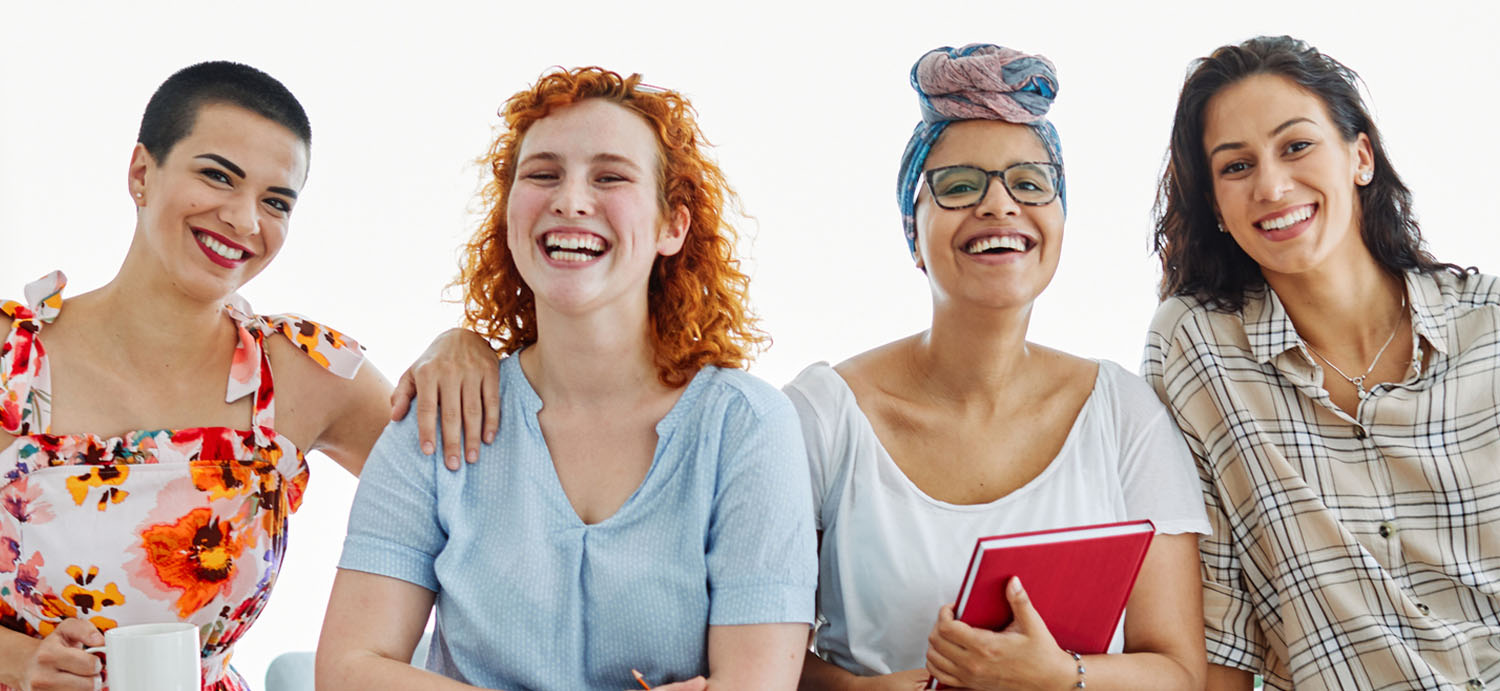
[1153, 35, 1467, 311]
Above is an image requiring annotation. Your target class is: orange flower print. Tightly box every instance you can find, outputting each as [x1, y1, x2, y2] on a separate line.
[65, 465, 128, 510]
[139, 508, 248, 618]
[191, 462, 258, 502]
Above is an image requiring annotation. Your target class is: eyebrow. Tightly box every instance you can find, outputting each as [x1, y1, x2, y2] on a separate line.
[1207, 117, 1318, 158]
[517, 151, 646, 173]
[195, 153, 298, 199]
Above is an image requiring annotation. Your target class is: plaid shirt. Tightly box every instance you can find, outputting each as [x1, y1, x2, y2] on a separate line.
[1144, 269, 1500, 691]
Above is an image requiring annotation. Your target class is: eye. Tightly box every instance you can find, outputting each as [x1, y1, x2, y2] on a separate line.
[1285, 140, 1314, 156]
[939, 181, 980, 195]
[522, 170, 560, 183]
[1218, 160, 1251, 177]
[264, 197, 292, 213]
[595, 172, 629, 184]
[200, 168, 232, 185]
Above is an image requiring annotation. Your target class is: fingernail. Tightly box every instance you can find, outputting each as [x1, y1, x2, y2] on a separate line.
[447, 454, 458, 467]
[422, 442, 434, 455]
[484, 432, 495, 443]
[466, 449, 477, 462]
[1011, 577, 1025, 593]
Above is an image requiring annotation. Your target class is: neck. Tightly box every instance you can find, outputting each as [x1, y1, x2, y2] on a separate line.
[75, 244, 237, 368]
[1264, 248, 1406, 357]
[911, 299, 1034, 403]
[521, 298, 666, 407]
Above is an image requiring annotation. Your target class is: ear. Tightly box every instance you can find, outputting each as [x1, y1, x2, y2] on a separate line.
[1352, 132, 1375, 185]
[656, 204, 690, 257]
[913, 248, 925, 271]
[127, 143, 154, 206]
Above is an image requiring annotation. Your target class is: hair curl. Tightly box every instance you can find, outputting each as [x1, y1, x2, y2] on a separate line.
[459, 67, 766, 386]
[1152, 35, 1468, 311]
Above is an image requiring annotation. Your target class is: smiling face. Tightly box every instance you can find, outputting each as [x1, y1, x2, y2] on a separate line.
[129, 102, 308, 302]
[1203, 73, 1374, 280]
[914, 119, 1064, 310]
[505, 98, 687, 317]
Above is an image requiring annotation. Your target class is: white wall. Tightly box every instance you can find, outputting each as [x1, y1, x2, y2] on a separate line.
[3, 0, 1496, 683]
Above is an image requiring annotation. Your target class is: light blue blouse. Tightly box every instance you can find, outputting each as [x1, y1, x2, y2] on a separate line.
[338, 355, 817, 690]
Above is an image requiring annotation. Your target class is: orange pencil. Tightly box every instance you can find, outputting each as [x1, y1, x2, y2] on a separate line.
[631, 668, 653, 689]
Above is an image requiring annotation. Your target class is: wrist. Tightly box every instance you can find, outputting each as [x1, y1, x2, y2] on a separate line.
[1055, 650, 1085, 689]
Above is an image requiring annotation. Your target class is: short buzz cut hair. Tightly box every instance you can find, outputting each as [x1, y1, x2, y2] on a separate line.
[137, 60, 311, 163]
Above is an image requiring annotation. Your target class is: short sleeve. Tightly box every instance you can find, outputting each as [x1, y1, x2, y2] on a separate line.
[1140, 303, 1267, 671]
[256, 312, 366, 378]
[1198, 457, 1269, 672]
[782, 364, 849, 532]
[1103, 363, 1211, 536]
[337, 417, 446, 592]
[704, 386, 818, 627]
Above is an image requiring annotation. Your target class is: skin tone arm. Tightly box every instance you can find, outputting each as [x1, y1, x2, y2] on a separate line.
[316, 569, 807, 690]
[389, 328, 501, 471]
[800, 655, 928, 690]
[0, 620, 103, 691]
[923, 533, 1206, 691]
[1207, 664, 1255, 690]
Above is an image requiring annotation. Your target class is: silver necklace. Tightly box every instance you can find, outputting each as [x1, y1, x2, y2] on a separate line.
[1302, 291, 1407, 399]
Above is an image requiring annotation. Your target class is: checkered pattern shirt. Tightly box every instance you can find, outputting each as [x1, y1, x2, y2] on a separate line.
[1143, 269, 1500, 691]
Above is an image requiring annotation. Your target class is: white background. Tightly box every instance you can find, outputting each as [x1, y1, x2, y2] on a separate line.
[2, 1, 1497, 684]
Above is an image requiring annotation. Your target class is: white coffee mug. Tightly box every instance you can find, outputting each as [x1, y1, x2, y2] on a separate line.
[85, 622, 200, 691]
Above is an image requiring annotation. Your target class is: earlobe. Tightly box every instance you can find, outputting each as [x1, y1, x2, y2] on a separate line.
[1354, 132, 1375, 185]
[656, 204, 690, 256]
[127, 143, 154, 206]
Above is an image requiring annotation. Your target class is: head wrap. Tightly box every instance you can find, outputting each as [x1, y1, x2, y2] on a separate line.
[897, 44, 1066, 258]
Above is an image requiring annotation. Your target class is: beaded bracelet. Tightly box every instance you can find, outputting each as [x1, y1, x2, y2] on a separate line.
[1065, 650, 1087, 688]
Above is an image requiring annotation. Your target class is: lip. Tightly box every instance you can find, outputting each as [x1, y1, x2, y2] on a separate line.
[537, 227, 611, 268]
[956, 228, 1037, 264]
[191, 227, 254, 268]
[1252, 203, 1316, 243]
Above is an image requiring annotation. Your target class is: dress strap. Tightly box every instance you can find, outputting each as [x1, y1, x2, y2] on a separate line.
[220, 294, 366, 450]
[0, 271, 67, 435]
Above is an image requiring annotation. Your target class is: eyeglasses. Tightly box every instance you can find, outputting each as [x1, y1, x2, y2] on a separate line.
[923, 162, 1062, 209]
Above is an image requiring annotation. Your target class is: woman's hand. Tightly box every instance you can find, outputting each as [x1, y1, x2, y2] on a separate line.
[18, 618, 104, 691]
[924, 578, 1075, 690]
[389, 328, 500, 470]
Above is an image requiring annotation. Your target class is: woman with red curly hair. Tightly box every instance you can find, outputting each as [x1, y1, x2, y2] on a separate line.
[317, 67, 817, 691]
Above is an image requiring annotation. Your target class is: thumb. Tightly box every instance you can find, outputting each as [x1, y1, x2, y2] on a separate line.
[390, 370, 417, 421]
[1005, 576, 1047, 633]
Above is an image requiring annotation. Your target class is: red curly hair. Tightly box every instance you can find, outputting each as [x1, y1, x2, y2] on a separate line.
[459, 67, 766, 387]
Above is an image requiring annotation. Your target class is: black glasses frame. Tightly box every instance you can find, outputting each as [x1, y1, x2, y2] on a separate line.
[922, 162, 1063, 209]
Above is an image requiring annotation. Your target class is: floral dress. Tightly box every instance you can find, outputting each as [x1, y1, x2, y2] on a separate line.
[0, 271, 364, 690]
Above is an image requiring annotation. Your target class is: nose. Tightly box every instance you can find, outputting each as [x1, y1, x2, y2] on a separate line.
[1253, 159, 1294, 203]
[974, 174, 1021, 217]
[551, 174, 593, 217]
[219, 192, 261, 236]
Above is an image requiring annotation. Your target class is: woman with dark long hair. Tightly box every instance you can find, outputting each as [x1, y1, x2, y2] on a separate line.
[1147, 35, 1500, 690]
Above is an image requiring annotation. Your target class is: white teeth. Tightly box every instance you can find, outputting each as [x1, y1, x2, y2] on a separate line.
[1259, 206, 1313, 231]
[550, 251, 595, 262]
[196, 232, 245, 260]
[545, 235, 605, 252]
[965, 235, 1028, 254]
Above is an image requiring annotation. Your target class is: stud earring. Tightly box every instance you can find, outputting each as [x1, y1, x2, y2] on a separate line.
[1217, 222, 1227, 234]
[1358, 170, 1373, 184]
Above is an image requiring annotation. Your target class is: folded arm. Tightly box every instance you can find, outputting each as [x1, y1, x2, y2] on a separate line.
[316, 569, 477, 691]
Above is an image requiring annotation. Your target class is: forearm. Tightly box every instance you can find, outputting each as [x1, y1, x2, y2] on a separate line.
[1063, 650, 1200, 691]
[0, 628, 39, 687]
[316, 650, 485, 691]
[1206, 662, 1256, 690]
[797, 653, 869, 691]
[702, 622, 806, 690]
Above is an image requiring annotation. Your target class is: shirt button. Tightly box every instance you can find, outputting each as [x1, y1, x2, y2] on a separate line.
[1354, 427, 1368, 440]
[1378, 522, 1395, 538]
[1467, 679, 1484, 690]
[1417, 603, 1431, 615]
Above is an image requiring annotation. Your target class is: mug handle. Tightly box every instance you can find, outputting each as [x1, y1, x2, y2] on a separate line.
[82, 646, 107, 689]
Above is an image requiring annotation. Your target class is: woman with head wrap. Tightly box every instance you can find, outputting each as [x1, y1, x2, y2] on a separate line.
[787, 44, 1208, 690]
[1147, 36, 1500, 690]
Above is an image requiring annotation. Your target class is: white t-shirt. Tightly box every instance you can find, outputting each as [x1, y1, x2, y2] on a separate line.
[782, 360, 1210, 676]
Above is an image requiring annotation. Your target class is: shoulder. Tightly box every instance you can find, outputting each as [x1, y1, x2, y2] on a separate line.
[1429, 268, 1500, 310]
[1095, 360, 1169, 409]
[1147, 294, 1237, 340]
[693, 366, 796, 421]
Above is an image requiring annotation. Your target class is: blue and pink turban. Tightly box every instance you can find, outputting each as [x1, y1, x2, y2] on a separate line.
[897, 43, 1066, 257]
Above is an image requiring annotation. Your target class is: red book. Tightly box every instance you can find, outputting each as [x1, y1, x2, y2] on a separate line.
[927, 520, 1155, 690]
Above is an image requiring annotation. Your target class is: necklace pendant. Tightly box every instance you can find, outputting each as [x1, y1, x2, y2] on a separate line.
[1351, 376, 1368, 398]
